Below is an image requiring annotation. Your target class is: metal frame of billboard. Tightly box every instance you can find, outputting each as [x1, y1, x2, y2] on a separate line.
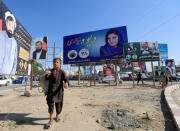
[70, 59, 123, 67]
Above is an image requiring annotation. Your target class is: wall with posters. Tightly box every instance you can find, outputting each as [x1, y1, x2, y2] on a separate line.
[63, 26, 128, 64]
[0, 1, 32, 75]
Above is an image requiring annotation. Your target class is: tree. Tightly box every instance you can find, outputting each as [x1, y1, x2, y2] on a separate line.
[31, 60, 44, 76]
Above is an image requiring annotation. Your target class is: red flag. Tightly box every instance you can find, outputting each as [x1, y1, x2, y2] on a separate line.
[0, 19, 2, 30]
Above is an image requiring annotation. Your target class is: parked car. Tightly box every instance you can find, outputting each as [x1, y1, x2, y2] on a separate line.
[6, 78, 13, 84]
[118, 72, 130, 81]
[0, 76, 9, 86]
[69, 75, 78, 80]
[171, 74, 180, 82]
[13, 77, 24, 84]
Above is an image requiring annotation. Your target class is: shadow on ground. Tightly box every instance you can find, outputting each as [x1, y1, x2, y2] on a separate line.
[0, 113, 48, 126]
[161, 90, 178, 131]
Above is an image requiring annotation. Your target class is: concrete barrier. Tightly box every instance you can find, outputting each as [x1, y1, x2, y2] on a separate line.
[164, 84, 180, 131]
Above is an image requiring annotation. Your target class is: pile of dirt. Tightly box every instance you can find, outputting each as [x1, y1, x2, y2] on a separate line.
[100, 105, 150, 130]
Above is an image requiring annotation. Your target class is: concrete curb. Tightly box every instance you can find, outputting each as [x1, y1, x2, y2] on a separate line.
[164, 84, 180, 131]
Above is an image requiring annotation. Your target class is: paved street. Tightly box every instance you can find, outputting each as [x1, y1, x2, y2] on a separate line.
[0, 82, 31, 91]
[1, 80, 179, 92]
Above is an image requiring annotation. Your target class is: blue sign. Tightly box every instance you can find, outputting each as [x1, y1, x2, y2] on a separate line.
[63, 26, 128, 64]
[158, 43, 168, 52]
[158, 43, 168, 60]
[85, 66, 91, 76]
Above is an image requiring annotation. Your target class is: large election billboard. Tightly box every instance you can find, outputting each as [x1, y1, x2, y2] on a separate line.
[103, 64, 115, 81]
[124, 42, 140, 62]
[63, 26, 128, 64]
[139, 42, 159, 61]
[124, 42, 159, 62]
[158, 43, 168, 65]
[165, 59, 176, 76]
[29, 37, 48, 60]
[0, 1, 32, 75]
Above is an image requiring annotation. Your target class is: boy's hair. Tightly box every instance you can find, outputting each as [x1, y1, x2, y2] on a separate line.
[53, 58, 61, 63]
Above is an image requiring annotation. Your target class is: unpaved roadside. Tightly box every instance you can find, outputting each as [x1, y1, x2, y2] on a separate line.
[0, 84, 177, 131]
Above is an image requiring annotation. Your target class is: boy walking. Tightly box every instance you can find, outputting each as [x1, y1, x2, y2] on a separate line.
[45, 58, 69, 128]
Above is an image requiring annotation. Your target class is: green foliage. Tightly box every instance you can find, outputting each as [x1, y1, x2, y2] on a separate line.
[32, 60, 44, 76]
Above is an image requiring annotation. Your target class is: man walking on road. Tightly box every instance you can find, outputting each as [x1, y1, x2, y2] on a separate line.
[137, 72, 144, 84]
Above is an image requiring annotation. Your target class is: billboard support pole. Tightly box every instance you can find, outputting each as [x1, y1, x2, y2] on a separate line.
[158, 61, 160, 67]
[78, 64, 80, 85]
[158, 60, 161, 84]
[30, 60, 34, 96]
[151, 61, 155, 86]
[90, 65, 92, 86]
[94, 64, 96, 86]
[45, 60, 46, 70]
[53, 42, 55, 59]
[115, 62, 118, 86]
[132, 62, 135, 88]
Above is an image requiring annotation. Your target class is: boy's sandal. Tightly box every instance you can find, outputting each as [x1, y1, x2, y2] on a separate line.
[55, 116, 60, 122]
[45, 121, 53, 129]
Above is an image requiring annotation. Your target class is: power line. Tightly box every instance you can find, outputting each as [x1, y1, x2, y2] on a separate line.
[129, 0, 166, 30]
[139, 0, 165, 20]
[136, 11, 180, 41]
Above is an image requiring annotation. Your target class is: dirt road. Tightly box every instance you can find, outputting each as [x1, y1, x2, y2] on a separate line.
[0, 83, 177, 131]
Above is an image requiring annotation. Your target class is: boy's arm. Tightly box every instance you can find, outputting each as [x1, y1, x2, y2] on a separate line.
[64, 82, 68, 89]
[45, 73, 51, 80]
[62, 70, 69, 88]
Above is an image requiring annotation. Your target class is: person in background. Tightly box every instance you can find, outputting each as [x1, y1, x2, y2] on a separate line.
[158, 67, 161, 85]
[137, 72, 144, 84]
[45, 58, 69, 129]
[165, 68, 170, 86]
[160, 72, 166, 88]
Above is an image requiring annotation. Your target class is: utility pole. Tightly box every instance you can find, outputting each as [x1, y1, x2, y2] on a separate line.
[78, 64, 80, 85]
[53, 42, 55, 59]
[30, 60, 34, 95]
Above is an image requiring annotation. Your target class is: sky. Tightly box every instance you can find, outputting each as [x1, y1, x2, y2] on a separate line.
[2, 0, 180, 72]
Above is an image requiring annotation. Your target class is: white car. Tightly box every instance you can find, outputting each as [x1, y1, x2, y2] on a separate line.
[0, 76, 9, 86]
[6, 78, 12, 84]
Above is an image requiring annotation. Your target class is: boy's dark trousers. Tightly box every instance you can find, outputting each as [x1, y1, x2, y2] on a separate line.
[48, 100, 63, 114]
